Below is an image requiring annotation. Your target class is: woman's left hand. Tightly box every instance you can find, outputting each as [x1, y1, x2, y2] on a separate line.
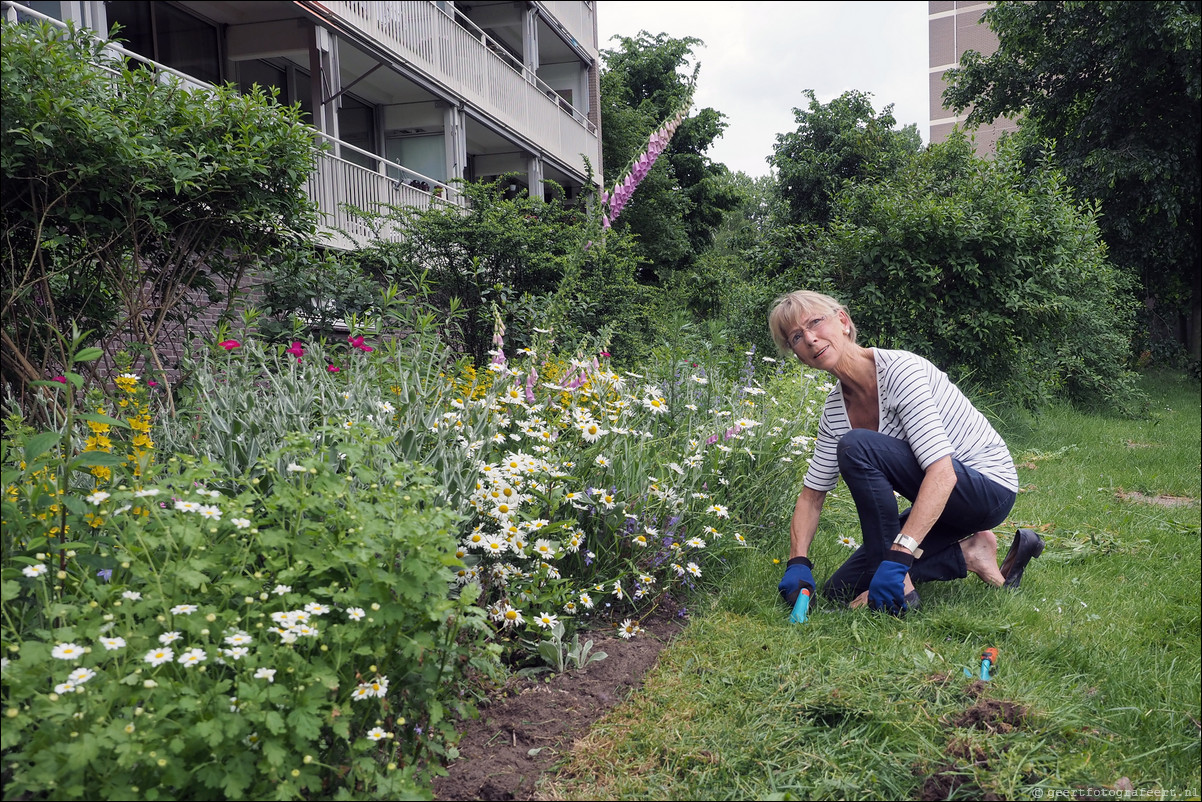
[867, 553, 913, 615]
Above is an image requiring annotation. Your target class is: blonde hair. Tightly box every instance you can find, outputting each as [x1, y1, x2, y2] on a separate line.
[767, 290, 857, 354]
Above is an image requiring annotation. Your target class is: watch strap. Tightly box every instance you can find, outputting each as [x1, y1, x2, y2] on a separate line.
[892, 533, 923, 558]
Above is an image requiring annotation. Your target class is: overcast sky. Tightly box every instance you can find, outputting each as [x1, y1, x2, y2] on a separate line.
[595, 1, 930, 178]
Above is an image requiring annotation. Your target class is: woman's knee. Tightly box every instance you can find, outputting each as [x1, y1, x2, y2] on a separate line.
[836, 428, 876, 465]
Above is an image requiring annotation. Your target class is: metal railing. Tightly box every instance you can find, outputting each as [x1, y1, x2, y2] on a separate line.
[308, 132, 456, 249]
[312, 1, 598, 178]
[3, 0, 452, 248]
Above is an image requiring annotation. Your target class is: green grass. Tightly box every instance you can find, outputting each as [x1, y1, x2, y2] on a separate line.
[542, 371, 1201, 800]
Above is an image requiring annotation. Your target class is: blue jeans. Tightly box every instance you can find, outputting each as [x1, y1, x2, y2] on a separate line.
[822, 429, 1016, 603]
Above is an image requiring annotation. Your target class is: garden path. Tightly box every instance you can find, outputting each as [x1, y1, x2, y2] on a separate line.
[433, 610, 686, 801]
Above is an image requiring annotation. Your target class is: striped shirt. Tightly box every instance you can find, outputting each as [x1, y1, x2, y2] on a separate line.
[803, 349, 1018, 493]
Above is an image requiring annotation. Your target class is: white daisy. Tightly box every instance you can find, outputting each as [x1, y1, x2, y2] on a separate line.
[51, 643, 85, 661]
[144, 648, 173, 666]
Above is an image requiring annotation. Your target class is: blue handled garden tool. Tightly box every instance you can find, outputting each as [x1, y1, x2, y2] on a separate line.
[979, 647, 999, 681]
[789, 588, 812, 624]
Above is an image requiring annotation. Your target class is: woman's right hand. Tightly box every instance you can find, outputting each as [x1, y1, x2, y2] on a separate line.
[778, 556, 816, 605]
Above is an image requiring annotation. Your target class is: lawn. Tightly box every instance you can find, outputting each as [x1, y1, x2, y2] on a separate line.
[543, 370, 1202, 801]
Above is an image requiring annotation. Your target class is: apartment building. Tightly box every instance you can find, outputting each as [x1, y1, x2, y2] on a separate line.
[5, 0, 603, 248]
[928, 0, 1018, 156]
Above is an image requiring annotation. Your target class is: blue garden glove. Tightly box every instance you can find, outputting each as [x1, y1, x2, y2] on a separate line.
[867, 552, 913, 616]
[778, 556, 816, 606]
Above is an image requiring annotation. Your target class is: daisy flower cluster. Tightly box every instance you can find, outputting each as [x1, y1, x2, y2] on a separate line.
[11, 483, 397, 716]
[445, 344, 829, 638]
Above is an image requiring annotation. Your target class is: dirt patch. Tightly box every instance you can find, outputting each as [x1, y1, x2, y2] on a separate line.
[1116, 489, 1196, 507]
[919, 765, 1005, 801]
[918, 689, 1030, 798]
[432, 610, 685, 801]
[947, 698, 1029, 734]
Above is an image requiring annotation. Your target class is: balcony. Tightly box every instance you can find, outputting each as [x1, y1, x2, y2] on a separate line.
[302, 1, 599, 182]
[3, 0, 455, 249]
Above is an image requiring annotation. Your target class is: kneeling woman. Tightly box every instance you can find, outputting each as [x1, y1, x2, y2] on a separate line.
[770, 290, 1043, 614]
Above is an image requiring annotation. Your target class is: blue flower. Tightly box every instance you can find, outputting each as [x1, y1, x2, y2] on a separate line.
[97, 568, 113, 583]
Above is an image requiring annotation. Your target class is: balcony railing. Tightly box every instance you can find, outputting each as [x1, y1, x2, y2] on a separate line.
[306, 1, 599, 179]
[538, 1, 596, 54]
[309, 133, 455, 249]
[3, 0, 445, 249]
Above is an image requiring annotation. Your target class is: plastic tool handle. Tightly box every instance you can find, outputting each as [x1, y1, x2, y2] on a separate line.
[790, 588, 812, 624]
[979, 647, 999, 681]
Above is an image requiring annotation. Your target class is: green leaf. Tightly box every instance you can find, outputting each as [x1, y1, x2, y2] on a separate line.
[65, 733, 101, 770]
[24, 431, 62, 465]
[285, 707, 323, 741]
[72, 347, 104, 363]
[78, 411, 132, 429]
[73, 451, 127, 467]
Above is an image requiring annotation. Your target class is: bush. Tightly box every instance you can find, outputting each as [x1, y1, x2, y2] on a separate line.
[1, 19, 317, 416]
[791, 132, 1145, 413]
[1, 343, 494, 800]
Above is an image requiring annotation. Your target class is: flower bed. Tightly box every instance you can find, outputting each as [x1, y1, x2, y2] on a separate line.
[2, 321, 828, 799]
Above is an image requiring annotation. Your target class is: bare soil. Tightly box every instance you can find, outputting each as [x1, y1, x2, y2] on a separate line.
[432, 610, 686, 801]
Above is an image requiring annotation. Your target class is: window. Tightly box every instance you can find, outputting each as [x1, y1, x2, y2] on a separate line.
[338, 94, 377, 170]
[105, 1, 221, 85]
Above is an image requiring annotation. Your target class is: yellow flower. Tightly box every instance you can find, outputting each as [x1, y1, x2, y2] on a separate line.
[86, 435, 113, 451]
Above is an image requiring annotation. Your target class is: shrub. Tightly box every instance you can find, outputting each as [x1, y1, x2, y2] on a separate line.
[1, 18, 317, 416]
[1, 354, 493, 799]
[792, 132, 1145, 413]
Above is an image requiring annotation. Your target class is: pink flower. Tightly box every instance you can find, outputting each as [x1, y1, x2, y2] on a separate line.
[603, 94, 692, 228]
[525, 364, 539, 403]
[147, 380, 158, 387]
[285, 341, 305, 362]
[219, 340, 241, 351]
[327, 365, 340, 373]
[348, 335, 373, 353]
[51, 375, 67, 384]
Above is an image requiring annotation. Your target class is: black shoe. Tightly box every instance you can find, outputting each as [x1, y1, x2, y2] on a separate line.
[1001, 528, 1044, 589]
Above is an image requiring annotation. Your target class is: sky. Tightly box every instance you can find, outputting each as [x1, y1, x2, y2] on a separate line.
[595, 1, 929, 178]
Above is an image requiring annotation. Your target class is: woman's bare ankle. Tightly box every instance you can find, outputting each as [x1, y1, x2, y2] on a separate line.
[962, 530, 1005, 587]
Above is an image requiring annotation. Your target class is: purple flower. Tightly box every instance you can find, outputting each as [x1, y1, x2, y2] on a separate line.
[97, 568, 113, 582]
[603, 93, 694, 227]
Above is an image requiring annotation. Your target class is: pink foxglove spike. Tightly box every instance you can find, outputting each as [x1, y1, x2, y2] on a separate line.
[525, 365, 539, 403]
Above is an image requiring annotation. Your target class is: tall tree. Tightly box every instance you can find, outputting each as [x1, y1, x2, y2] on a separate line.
[942, 1, 1202, 361]
[771, 90, 922, 227]
[599, 32, 740, 283]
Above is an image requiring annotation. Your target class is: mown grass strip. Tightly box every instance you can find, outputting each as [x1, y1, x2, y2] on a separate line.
[544, 371, 1201, 800]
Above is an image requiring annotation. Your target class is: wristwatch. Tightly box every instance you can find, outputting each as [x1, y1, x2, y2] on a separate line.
[892, 533, 923, 558]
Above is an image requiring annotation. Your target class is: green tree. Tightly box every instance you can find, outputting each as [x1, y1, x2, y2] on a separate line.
[790, 131, 1143, 413]
[665, 171, 785, 352]
[1, 19, 317, 415]
[941, 0, 1201, 362]
[771, 89, 922, 227]
[350, 177, 650, 366]
[600, 32, 740, 283]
